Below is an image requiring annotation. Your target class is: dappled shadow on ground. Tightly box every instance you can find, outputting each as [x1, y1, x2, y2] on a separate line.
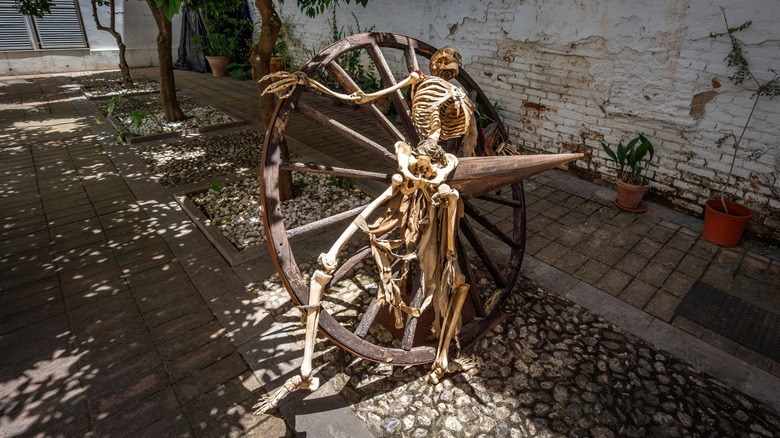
[0, 75, 289, 437]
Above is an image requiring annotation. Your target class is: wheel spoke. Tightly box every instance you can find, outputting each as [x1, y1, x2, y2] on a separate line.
[354, 297, 383, 338]
[286, 205, 365, 241]
[367, 43, 420, 146]
[477, 193, 524, 209]
[457, 236, 486, 318]
[463, 200, 521, 249]
[404, 46, 419, 72]
[325, 62, 406, 143]
[330, 244, 372, 285]
[459, 217, 506, 288]
[280, 160, 391, 182]
[297, 102, 397, 163]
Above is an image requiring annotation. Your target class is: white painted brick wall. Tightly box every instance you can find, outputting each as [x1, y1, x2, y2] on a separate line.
[278, 0, 780, 240]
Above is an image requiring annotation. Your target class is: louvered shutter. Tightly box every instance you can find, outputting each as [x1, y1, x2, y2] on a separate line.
[32, 0, 87, 49]
[0, 0, 35, 50]
[0, 0, 87, 51]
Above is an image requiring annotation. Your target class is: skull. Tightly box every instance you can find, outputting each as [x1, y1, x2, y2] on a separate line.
[430, 46, 462, 81]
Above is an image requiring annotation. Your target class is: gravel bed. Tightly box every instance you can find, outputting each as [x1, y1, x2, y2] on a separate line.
[96, 92, 236, 137]
[252, 267, 780, 438]
[139, 129, 264, 186]
[191, 172, 373, 249]
[118, 106, 236, 136]
[68, 70, 159, 96]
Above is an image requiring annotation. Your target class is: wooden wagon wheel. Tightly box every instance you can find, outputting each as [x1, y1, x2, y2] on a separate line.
[260, 33, 528, 366]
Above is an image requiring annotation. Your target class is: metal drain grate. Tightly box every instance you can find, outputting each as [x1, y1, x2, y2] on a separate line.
[674, 280, 780, 363]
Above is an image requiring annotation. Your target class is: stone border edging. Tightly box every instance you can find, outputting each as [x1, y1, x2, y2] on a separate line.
[170, 168, 264, 267]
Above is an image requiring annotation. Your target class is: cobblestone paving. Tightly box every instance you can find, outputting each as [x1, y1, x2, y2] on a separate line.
[254, 269, 780, 437]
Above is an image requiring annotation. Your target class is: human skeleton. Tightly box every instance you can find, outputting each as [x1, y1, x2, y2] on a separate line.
[255, 46, 497, 413]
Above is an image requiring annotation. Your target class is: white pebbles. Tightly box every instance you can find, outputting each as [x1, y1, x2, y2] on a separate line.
[191, 172, 373, 249]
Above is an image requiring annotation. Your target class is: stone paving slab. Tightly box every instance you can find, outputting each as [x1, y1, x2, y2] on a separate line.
[0, 75, 290, 437]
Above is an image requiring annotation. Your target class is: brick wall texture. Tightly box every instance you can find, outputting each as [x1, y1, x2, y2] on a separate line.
[276, 0, 780, 240]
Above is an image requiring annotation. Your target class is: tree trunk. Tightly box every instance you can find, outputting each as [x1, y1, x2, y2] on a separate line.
[116, 39, 133, 89]
[146, 0, 185, 122]
[91, 0, 133, 89]
[251, 0, 292, 200]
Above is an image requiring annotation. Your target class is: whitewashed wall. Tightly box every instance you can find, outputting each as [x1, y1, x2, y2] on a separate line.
[0, 0, 181, 75]
[280, 0, 780, 239]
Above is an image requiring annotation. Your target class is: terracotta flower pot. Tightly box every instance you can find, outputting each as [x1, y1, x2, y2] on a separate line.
[205, 55, 230, 77]
[615, 179, 649, 210]
[702, 199, 752, 247]
[270, 56, 285, 73]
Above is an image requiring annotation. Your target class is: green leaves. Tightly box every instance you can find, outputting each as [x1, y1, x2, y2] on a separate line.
[130, 110, 147, 131]
[154, 0, 181, 21]
[294, 0, 369, 18]
[14, 0, 53, 18]
[601, 133, 656, 185]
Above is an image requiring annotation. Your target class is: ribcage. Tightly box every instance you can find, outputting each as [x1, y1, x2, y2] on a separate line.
[411, 77, 472, 141]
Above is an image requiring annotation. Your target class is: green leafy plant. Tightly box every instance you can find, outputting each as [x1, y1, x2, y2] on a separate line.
[291, 179, 307, 197]
[601, 133, 657, 186]
[320, 9, 381, 94]
[709, 7, 780, 214]
[476, 101, 500, 129]
[328, 175, 355, 190]
[211, 178, 221, 193]
[191, 13, 248, 56]
[228, 62, 252, 80]
[97, 92, 162, 143]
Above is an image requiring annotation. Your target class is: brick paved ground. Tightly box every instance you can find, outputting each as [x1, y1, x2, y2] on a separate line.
[0, 76, 288, 437]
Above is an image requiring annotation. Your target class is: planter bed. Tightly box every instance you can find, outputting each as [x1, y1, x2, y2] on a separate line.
[68, 70, 159, 100]
[100, 91, 244, 143]
[175, 170, 372, 266]
[138, 128, 265, 187]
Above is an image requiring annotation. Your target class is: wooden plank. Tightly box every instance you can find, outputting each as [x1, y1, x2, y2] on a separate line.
[448, 153, 583, 199]
[280, 160, 391, 182]
[463, 200, 521, 249]
[296, 102, 396, 162]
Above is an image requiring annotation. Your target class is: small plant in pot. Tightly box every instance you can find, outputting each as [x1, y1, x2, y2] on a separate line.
[601, 133, 657, 213]
[191, 13, 241, 77]
[703, 8, 779, 247]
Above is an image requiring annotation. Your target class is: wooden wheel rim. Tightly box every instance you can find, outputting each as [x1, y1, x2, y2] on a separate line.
[260, 32, 526, 365]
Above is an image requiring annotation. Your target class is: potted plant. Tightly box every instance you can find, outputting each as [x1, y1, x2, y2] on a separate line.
[703, 9, 779, 247]
[601, 133, 657, 212]
[191, 13, 241, 77]
[270, 39, 287, 73]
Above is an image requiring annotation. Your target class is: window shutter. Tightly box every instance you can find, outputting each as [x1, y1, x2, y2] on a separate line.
[0, 0, 87, 51]
[33, 0, 88, 49]
[0, 0, 34, 50]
